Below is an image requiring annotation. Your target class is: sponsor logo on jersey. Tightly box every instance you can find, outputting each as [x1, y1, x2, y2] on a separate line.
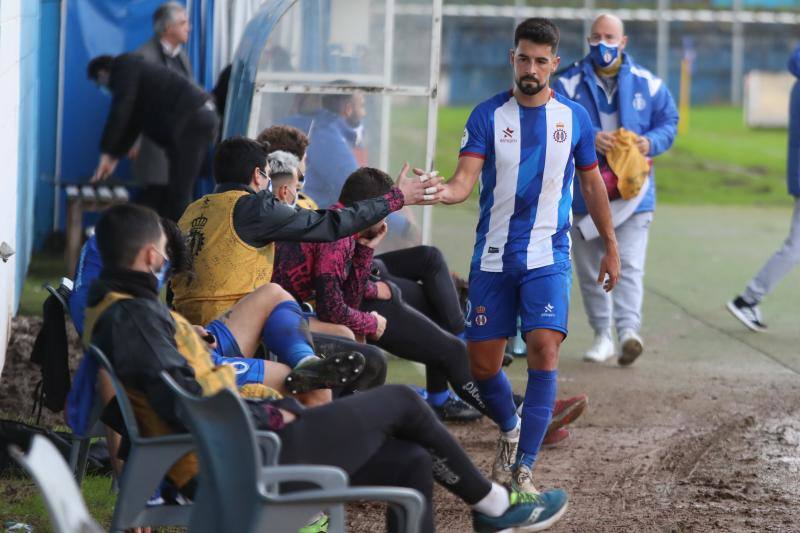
[500, 126, 518, 143]
[461, 128, 469, 149]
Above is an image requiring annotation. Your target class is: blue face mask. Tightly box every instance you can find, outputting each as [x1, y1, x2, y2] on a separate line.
[151, 259, 171, 291]
[99, 85, 112, 98]
[590, 41, 620, 69]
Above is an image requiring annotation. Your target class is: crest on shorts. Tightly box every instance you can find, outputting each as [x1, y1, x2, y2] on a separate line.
[553, 122, 568, 143]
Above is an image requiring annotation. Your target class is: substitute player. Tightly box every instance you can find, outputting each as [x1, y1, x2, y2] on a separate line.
[431, 18, 620, 493]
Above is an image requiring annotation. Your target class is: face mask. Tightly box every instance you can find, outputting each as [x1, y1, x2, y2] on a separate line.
[590, 41, 620, 69]
[287, 190, 297, 208]
[99, 85, 112, 98]
[151, 259, 171, 290]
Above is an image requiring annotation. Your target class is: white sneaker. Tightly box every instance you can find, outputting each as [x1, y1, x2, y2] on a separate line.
[491, 422, 520, 484]
[618, 329, 644, 366]
[583, 332, 615, 363]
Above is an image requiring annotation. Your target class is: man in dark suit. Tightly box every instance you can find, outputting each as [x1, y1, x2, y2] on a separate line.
[88, 54, 219, 221]
[132, 2, 195, 207]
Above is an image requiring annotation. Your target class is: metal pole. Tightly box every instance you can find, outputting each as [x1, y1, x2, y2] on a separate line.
[422, 0, 442, 246]
[583, 0, 595, 56]
[379, 0, 396, 172]
[731, 0, 744, 105]
[53, 0, 69, 232]
[656, 0, 669, 83]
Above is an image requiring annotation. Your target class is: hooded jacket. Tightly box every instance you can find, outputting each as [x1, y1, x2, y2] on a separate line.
[555, 53, 678, 214]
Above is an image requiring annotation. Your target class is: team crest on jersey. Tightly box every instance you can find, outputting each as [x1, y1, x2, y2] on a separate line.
[633, 92, 646, 111]
[553, 122, 568, 143]
[500, 126, 517, 143]
[461, 128, 469, 149]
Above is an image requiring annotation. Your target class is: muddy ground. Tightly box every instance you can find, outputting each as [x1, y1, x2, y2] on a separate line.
[5, 202, 800, 533]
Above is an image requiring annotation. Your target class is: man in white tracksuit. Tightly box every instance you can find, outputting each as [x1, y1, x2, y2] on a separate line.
[554, 14, 678, 365]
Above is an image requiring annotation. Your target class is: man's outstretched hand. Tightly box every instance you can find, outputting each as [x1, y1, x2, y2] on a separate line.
[396, 162, 443, 205]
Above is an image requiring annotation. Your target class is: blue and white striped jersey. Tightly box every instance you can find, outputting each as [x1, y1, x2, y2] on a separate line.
[460, 90, 598, 273]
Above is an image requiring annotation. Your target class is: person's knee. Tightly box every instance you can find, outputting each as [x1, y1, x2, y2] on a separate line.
[383, 383, 427, 411]
[360, 345, 388, 386]
[468, 344, 504, 380]
[257, 282, 293, 305]
[526, 333, 561, 370]
[420, 245, 445, 267]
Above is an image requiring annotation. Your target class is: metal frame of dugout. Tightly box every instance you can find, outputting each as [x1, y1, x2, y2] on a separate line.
[222, 0, 444, 245]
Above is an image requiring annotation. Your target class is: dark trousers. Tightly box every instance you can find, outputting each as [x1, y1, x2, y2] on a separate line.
[372, 246, 467, 396]
[277, 385, 491, 533]
[140, 104, 219, 221]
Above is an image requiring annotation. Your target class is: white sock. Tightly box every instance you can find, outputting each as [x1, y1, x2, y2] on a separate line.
[473, 482, 510, 517]
[502, 417, 521, 439]
[295, 355, 319, 368]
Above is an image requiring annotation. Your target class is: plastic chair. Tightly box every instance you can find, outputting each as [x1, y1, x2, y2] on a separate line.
[160, 371, 426, 533]
[8, 434, 104, 533]
[88, 345, 195, 532]
[43, 278, 101, 487]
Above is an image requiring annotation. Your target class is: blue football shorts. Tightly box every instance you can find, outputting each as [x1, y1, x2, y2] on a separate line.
[464, 261, 572, 341]
[205, 319, 265, 387]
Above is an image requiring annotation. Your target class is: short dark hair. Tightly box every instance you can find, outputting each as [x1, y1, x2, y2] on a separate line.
[256, 125, 310, 160]
[338, 167, 394, 206]
[96, 204, 163, 269]
[213, 136, 269, 185]
[514, 17, 560, 53]
[87, 55, 115, 80]
[161, 217, 191, 277]
[321, 80, 355, 114]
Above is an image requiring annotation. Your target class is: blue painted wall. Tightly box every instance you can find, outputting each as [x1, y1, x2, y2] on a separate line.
[33, 0, 61, 251]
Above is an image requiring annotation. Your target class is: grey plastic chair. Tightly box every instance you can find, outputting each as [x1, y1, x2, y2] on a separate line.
[160, 371, 426, 533]
[88, 345, 195, 532]
[8, 434, 104, 533]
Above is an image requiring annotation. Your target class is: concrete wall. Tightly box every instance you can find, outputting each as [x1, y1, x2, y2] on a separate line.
[0, 0, 42, 375]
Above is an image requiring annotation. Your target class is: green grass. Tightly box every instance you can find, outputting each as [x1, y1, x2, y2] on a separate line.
[434, 104, 794, 207]
[0, 474, 116, 532]
[18, 253, 67, 317]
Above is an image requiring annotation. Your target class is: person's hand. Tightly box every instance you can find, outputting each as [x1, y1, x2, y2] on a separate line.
[636, 135, 650, 156]
[92, 153, 118, 183]
[597, 246, 621, 292]
[374, 281, 392, 300]
[368, 311, 387, 340]
[357, 221, 388, 249]
[193, 325, 218, 350]
[595, 131, 616, 155]
[396, 162, 443, 205]
[128, 142, 140, 160]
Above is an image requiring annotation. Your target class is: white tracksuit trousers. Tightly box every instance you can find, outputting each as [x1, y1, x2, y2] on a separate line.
[743, 197, 800, 304]
[571, 211, 653, 335]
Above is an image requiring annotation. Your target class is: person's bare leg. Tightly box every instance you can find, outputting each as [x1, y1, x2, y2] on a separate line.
[468, 338, 506, 380]
[308, 317, 356, 340]
[217, 283, 293, 356]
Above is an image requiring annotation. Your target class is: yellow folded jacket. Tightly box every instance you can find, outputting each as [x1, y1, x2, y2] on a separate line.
[607, 128, 651, 200]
